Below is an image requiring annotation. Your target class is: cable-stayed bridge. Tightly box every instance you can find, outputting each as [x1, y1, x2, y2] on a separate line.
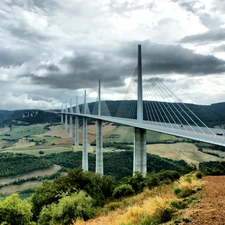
[61, 45, 225, 176]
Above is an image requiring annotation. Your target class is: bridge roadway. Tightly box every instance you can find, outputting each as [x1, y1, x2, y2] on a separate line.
[64, 112, 225, 147]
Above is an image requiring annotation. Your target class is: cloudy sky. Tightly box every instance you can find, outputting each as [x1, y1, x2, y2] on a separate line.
[1, 0, 225, 110]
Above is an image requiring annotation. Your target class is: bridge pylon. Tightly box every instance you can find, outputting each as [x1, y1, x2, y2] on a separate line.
[61, 102, 64, 123]
[74, 96, 79, 146]
[96, 79, 103, 175]
[65, 102, 68, 130]
[82, 90, 88, 171]
[134, 44, 147, 176]
[69, 99, 73, 137]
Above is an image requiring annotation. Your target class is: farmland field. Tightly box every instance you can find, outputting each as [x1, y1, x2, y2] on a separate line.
[0, 164, 61, 185]
[104, 125, 183, 143]
[0, 181, 42, 194]
[146, 142, 221, 166]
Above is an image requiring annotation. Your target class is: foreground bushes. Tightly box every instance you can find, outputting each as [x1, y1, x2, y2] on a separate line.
[113, 184, 135, 199]
[0, 168, 192, 224]
[31, 168, 115, 218]
[122, 170, 182, 194]
[0, 193, 33, 225]
[38, 191, 94, 225]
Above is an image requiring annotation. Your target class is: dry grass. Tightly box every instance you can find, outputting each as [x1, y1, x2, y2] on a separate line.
[146, 143, 220, 166]
[73, 174, 203, 225]
[0, 164, 61, 186]
[0, 181, 42, 194]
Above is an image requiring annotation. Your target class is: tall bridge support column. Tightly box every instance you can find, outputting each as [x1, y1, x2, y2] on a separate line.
[134, 127, 146, 176]
[75, 116, 79, 146]
[95, 80, 103, 175]
[82, 91, 88, 171]
[82, 117, 88, 171]
[96, 119, 103, 175]
[75, 96, 79, 146]
[65, 102, 68, 130]
[69, 99, 73, 137]
[61, 103, 64, 123]
[133, 45, 147, 176]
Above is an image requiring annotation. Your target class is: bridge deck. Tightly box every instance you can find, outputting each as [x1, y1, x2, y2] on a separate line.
[64, 112, 225, 147]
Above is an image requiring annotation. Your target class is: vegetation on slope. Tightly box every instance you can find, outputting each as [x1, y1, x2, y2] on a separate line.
[0, 169, 202, 225]
[0, 152, 53, 178]
[45, 151, 193, 182]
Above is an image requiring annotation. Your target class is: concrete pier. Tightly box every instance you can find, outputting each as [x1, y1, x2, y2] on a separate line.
[133, 44, 147, 176]
[75, 96, 79, 146]
[96, 119, 103, 174]
[61, 103, 63, 123]
[65, 102, 68, 130]
[95, 80, 103, 175]
[82, 91, 88, 171]
[69, 99, 73, 137]
[82, 117, 88, 171]
[134, 127, 146, 176]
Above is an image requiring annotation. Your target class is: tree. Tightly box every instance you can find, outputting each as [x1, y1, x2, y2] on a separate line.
[0, 193, 33, 225]
[38, 191, 94, 225]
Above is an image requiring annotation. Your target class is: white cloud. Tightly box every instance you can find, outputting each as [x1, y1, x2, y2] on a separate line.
[0, 0, 225, 110]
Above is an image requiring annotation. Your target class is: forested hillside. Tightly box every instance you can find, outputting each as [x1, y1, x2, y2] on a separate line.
[0, 152, 53, 177]
[2, 100, 225, 127]
[0, 109, 59, 126]
[45, 151, 192, 182]
[0, 151, 192, 182]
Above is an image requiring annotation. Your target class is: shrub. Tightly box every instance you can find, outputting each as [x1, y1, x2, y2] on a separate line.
[38, 191, 95, 225]
[170, 200, 187, 209]
[152, 207, 174, 224]
[112, 184, 135, 199]
[195, 170, 203, 179]
[174, 187, 193, 198]
[0, 193, 33, 225]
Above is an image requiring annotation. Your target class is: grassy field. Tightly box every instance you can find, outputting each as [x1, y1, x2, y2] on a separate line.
[0, 181, 42, 194]
[146, 142, 221, 166]
[0, 124, 47, 141]
[104, 125, 183, 143]
[0, 164, 61, 185]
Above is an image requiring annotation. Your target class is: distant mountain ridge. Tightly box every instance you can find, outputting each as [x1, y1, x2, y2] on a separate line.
[1, 100, 225, 127]
[0, 109, 59, 126]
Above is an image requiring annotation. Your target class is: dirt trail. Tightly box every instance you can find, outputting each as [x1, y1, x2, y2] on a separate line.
[183, 176, 225, 225]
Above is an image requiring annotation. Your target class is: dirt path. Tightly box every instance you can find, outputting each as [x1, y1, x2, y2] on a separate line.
[183, 176, 225, 225]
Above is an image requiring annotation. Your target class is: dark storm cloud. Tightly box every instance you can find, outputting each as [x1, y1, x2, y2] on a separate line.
[7, 26, 49, 43]
[38, 64, 60, 72]
[5, 0, 58, 12]
[0, 47, 32, 66]
[21, 53, 135, 90]
[119, 40, 225, 75]
[23, 40, 225, 91]
[180, 28, 225, 44]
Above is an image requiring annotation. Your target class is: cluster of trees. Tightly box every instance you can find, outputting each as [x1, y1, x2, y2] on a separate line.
[200, 161, 225, 175]
[45, 151, 193, 182]
[0, 153, 53, 177]
[0, 168, 184, 224]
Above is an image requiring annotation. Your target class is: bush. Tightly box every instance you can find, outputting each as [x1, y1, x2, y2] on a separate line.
[170, 200, 187, 209]
[112, 184, 135, 199]
[174, 187, 193, 198]
[195, 170, 203, 179]
[38, 191, 95, 225]
[152, 207, 174, 224]
[0, 193, 33, 225]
